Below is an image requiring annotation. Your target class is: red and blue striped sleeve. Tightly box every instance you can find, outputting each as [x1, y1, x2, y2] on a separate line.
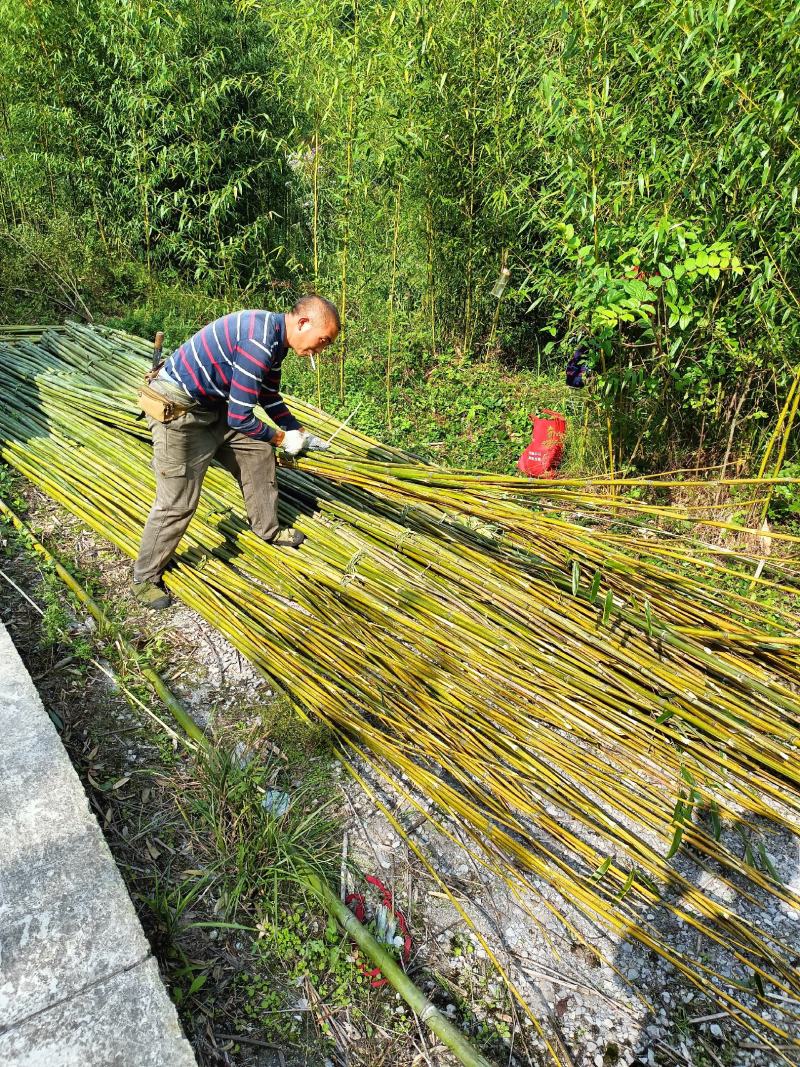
[227, 312, 277, 440]
[259, 364, 302, 432]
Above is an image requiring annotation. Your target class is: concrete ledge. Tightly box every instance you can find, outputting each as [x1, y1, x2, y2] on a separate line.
[0, 622, 196, 1065]
[0, 958, 195, 1067]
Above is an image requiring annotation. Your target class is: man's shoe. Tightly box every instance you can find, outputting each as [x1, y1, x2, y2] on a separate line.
[267, 527, 306, 548]
[132, 579, 172, 610]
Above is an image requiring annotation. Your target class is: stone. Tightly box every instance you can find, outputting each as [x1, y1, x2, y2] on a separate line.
[0, 824, 151, 1027]
[0, 623, 195, 1065]
[0, 958, 195, 1066]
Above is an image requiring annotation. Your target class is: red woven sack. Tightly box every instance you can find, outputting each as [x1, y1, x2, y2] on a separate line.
[517, 410, 566, 478]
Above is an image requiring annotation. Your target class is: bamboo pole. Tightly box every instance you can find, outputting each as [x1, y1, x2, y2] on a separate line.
[385, 181, 401, 427]
[754, 364, 800, 528]
[302, 871, 494, 1067]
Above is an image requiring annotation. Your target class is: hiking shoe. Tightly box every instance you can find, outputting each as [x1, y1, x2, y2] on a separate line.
[267, 527, 306, 548]
[132, 579, 172, 610]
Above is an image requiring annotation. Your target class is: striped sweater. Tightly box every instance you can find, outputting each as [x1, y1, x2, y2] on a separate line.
[160, 310, 301, 441]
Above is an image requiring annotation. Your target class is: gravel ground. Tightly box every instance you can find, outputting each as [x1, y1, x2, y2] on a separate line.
[342, 761, 800, 1067]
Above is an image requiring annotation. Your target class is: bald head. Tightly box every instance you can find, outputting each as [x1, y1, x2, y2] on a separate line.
[285, 294, 340, 358]
[291, 294, 341, 331]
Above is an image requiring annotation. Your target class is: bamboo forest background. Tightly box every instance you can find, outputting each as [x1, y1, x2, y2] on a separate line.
[0, 0, 798, 472]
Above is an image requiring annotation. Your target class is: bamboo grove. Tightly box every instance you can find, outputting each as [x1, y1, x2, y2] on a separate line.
[1, 0, 799, 460]
[1, 323, 800, 1061]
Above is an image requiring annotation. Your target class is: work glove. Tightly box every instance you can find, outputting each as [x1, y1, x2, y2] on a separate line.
[280, 430, 331, 456]
[280, 429, 308, 456]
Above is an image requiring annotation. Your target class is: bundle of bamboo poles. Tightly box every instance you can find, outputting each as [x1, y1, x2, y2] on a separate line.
[2, 322, 800, 1062]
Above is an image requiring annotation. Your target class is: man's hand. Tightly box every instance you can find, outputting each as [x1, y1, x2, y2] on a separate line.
[280, 429, 307, 456]
[275, 429, 330, 457]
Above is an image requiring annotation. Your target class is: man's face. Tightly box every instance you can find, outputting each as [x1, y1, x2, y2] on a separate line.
[293, 316, 339, 358]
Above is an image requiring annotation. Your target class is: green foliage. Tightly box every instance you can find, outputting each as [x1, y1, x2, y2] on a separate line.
[254, 907, 360, 1007]
[1, 0, 798, 465]
[0, 463, 27, 514]
[0, 0, 301, 290]
[29, 571, 69, 650]
[188, 743, 340, 918]
[103, 277, 230, 363]
[283, 342, 606, 471]
[767, 460, 800, 525]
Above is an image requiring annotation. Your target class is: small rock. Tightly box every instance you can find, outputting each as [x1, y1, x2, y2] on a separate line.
[709, 1023, 723, 1039]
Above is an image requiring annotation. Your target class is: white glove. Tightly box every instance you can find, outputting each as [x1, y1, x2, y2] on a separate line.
[281, 429, 307, 456]
[304, 434, 330, 452]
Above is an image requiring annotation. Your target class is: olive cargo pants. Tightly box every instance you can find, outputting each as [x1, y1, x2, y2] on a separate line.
[133, 396, 280, 584]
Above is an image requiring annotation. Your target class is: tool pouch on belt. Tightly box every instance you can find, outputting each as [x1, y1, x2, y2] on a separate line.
[136, 382, 189, 424]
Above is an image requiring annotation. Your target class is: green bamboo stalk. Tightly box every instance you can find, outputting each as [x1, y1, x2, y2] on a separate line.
[754, 365, 800, 529]
[338, 0, 360, 402]
[385, 180, 401, 427]
[302, 869, 494, 1067]
[426, 201, 436, 355]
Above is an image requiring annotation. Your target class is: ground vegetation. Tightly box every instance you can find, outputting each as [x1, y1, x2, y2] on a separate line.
[0, 0, 798, 469]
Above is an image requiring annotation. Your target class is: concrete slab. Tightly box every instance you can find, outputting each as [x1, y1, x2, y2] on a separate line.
[0, 956, 197, 1066]
[0, 621, 196, 1064]
[0, 820, 152, 1028]
[0, 738, 108, 855]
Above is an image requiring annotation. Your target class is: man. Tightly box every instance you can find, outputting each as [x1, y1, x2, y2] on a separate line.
[132, 294, 340, 610]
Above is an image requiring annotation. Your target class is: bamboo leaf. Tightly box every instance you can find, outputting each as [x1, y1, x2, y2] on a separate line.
[709, 801, 722, 841]
[616, 868, 636, 900]
[591, 856, 612, 882]
[666, 825, 685, 859]
[589, 570, 602, 603]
